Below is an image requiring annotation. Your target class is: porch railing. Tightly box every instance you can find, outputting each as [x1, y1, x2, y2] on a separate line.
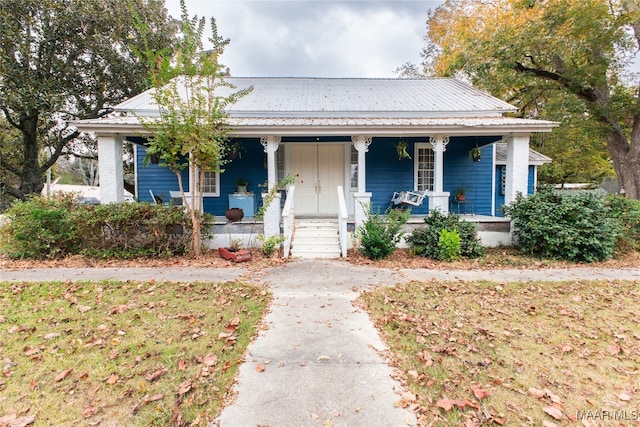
[337, 185, 348, 258]
[282, 185, 295, 258]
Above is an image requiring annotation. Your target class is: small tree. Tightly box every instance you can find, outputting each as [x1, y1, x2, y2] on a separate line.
[139, 0, 251, 255]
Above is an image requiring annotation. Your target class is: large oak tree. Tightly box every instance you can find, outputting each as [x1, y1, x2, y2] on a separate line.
[0, 0, 177, 202]
[425, 0, 640, 198]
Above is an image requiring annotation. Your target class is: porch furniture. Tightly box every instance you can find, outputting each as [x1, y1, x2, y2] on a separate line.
[391, 190, 428, 207]
[452, 199, 474, 215]
[149, 189, 163, 204]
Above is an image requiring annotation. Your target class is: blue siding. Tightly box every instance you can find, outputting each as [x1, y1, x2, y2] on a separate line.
[443, 138, 496, 216]
[494, 165, 538, 217]
[136, 138, 267, 216]
[367, 136, 499, 216]
[367, 138, 426, 214]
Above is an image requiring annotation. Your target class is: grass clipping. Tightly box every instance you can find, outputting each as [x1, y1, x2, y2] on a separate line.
[0, 280, 270, 426]
[361, 280, 640, 426]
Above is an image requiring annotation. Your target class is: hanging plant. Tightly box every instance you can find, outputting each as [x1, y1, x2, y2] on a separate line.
[395, 139, 411, 160]
[469, 144, 481, 162]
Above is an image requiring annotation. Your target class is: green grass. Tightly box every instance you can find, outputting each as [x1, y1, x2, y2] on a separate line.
[0, 280, 270, 426]
[362, 280, 640, 426]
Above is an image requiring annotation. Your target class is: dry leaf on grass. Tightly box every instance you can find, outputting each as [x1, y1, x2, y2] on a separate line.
[543, 406, 564, 420]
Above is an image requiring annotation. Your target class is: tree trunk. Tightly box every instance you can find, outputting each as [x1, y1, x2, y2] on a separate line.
[608, 131, 640, 199]
[18, 114, 44, 199]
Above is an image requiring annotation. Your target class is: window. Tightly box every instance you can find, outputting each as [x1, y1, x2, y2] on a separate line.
[350, 145, 358, 190]
[191, 167, 220, 197]
[414, 143, 434, 192]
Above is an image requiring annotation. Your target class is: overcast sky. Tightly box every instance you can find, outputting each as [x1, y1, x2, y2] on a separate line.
[164, 0, 639, 78]
[164, 0, 443, 77]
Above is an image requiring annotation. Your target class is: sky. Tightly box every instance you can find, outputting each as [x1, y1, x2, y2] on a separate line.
[164, 0, 444, 78]
[164, 0, 639, 79]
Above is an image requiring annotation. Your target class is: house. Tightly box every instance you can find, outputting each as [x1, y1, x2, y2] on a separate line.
[74, 77, 557, 257]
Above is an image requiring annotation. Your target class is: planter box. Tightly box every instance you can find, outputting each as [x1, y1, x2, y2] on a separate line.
[218, 247, 252, 263]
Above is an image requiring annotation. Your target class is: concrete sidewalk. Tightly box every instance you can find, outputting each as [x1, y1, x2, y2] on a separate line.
[2, 261, 638, 427]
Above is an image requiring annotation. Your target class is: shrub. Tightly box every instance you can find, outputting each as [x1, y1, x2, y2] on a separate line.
[438, 228, 461, 261]
[502, 187, 621, 262]
[0, 194, 79, 259]
[358, 206, 409, 260]
[406, 209, 484, 260]
[257, 234, 285, 256]
[605, 194, 640, 252]
[1, 197, 192, 259]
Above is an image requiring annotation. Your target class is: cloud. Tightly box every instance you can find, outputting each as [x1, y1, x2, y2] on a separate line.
[166, 0, 442, 77]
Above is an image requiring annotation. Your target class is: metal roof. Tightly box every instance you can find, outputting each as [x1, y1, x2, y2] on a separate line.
[495, 142, 552, 165]
[115, 77, 518, 119]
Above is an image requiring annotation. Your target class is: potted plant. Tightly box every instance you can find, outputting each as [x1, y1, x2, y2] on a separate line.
[227, 140, 246, 160]
[236, 178, 249, 193]
[469, 144, 481, 162]
[395, 139, 412, 160]
[455, 186, 467, 201]
[218, 238, 252, 263]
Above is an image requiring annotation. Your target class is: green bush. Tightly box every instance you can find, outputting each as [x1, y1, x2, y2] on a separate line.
[257, 234, 285, 256]
[406, 209, 484, 260]
[605, 194, 640, 252]
[502, 187, 621, 262]
[1, 197, 192, 259]
[358, 206, 409, 260]
[0, 194, 79, 259]
[438, 228, 461, 261]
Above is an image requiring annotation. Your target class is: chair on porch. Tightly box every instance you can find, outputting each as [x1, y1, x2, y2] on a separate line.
[391, 189, 428, 207]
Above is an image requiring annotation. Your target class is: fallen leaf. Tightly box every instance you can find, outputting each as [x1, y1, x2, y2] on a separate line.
[256, 363, 265, 372]
[202, 354, 218, 367]
[542, 421, 558, 427]
[82, 406, 99, 417]
[78, 305, 91, 313]
[43, 332, 60, 340]
[607, 344, 621, 355]
[0, 414, 35, 427]
[436, 398, 454, 412]
[618, 391, 633, 401]
[55, 369, 72, 382]
[543, 406, 564, 420]
[145, 368, 167, 382]
[178, 380, 192, 396]
[529, 387, 546, 398]
[105, 374, 119, 384]
[472, 386, 491, 400]
[144, 393, 164, 403]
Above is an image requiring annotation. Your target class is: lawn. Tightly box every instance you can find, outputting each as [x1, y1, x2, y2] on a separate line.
[0, 280, 270, 426]
[361, 279, 640, 426]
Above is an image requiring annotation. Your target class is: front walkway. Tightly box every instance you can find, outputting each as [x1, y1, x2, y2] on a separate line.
[3, 262, 639, 426]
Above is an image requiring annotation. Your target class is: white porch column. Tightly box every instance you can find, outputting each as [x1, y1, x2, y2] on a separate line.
[428, 135, 450, 212]
[505, 133, 530, 206]
[260, 136, 281, 190]
[260, 136, 281, 237]
[351, 135, 372, 226]
[97, 134, 124, 203]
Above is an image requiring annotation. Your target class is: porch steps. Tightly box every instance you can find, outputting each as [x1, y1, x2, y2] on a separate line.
[291, 219, 341, 259]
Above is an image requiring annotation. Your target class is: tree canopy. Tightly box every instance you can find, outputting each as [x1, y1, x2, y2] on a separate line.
[140, 0, 251, 255]
[424, 0, 640, 198]
[0, 0, 177, 203]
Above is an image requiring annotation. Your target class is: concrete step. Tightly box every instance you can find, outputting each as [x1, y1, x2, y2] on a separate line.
[291, 219, 341, 259]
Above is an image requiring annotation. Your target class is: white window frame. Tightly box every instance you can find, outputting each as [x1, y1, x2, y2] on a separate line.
[414, 143, 434, 192]
[190, 166, 220, 197]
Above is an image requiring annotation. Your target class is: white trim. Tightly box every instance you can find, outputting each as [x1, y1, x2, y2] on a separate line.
[491, 143, 497, 217]
[133, 143, 139, 201]
[414, 142, 434, 192]
[189, 167, 221, 197]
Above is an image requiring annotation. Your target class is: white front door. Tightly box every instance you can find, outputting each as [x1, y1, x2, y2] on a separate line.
[290, 144, 344, 214]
